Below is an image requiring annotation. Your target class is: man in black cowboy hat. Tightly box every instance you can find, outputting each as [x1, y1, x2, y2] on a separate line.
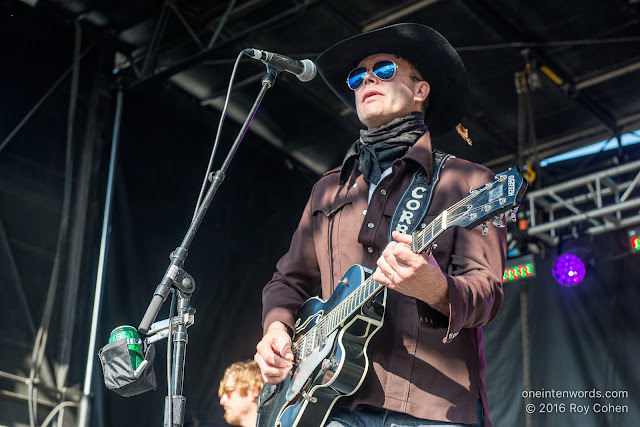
[255, 23, 506, 427]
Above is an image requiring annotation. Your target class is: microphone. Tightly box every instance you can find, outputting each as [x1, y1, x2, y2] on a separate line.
[244, 48, 317, 82]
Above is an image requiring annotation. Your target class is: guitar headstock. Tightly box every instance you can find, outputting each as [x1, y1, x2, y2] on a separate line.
[450, 166, 528, 230]
[412, 167, 527, 253]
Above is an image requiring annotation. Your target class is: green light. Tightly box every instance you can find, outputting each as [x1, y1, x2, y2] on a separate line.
[503, 263, 535, 282]
[632, 236, 640, 251]
[503, 255, 537, 282]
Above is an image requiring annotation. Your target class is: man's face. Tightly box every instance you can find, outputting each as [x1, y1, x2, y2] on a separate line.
[353, 53, 429, 130]
[219, 377, 258, 426]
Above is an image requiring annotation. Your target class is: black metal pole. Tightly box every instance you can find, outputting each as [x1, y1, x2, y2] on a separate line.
[164, 293, 190, 427]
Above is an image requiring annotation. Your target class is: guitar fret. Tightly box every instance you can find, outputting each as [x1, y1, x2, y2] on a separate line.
[312, 326, 317, 349]
[431, 219, 437, 242]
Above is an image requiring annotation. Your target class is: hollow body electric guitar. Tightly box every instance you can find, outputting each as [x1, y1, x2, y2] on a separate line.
[257, 167, 527, 427]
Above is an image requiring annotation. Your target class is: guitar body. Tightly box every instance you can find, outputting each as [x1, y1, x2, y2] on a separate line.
[257, 265, 387, 427]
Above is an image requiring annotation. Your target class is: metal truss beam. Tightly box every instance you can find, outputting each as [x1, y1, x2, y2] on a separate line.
[362, 0, 441, 32]
[483, 111, 640, 171]
[575, 60, 640, 90]
[126, 0, 329, 90]
[527, 159, 640, 244]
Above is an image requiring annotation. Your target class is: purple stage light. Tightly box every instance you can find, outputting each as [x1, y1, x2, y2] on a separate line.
[552, 253, 586, 286]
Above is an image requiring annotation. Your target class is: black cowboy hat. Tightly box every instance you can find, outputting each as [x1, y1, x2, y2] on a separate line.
[316, 23, 468, 136]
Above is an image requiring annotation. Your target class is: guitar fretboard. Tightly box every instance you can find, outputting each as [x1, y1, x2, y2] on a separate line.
[294, 275, 383, 360]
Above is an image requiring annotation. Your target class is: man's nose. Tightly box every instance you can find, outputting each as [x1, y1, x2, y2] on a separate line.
[362, 69, 377, 85]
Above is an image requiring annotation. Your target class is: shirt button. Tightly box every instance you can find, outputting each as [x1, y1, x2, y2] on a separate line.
[380, 189, 387, 195]
[367, 247, 374, 253]
[368, 222, 375, 228]
[362, 209, 367, 215]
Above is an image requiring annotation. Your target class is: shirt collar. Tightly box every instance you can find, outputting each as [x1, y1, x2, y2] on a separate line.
[401, 131, 434, 181]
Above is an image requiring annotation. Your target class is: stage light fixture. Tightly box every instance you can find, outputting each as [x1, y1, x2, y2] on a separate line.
[552, 253, 586, 286]
[503, 254, 537, 282]
[628, 228, 640, 254]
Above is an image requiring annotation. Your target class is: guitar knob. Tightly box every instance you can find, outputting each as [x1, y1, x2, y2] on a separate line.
[427, 243, 438, 256]
[493, 214, 505, 228]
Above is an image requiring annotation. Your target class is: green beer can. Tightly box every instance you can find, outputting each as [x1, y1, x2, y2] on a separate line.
[109, 325, 144, 371]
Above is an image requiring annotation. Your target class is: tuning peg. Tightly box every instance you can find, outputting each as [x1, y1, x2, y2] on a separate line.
[511, 206, 519, 222]
[493, 214, 505, 228]
[482, 222, 488, 236]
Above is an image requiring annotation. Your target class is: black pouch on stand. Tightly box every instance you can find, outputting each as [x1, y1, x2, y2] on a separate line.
[99, 339, 157, 397]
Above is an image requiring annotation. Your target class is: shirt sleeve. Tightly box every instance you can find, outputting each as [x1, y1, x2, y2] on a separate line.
[261, 185, 322, 336]
[417, 168, 507, 344]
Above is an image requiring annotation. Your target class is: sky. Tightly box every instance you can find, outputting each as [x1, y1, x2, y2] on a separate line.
[540, 130, 640, 167]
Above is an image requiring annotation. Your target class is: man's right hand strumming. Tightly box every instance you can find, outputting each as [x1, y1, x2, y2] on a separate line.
[254, 321, 294, 385]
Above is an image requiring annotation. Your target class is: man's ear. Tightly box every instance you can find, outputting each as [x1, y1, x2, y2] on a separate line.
[250, 387, 261, 402]
[414, 80, 430, 104]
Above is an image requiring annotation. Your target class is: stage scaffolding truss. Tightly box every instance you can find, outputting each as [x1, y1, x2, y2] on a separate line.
[526, 159, 640, 245]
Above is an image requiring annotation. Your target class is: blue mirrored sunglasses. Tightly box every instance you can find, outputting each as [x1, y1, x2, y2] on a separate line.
[346, 59, 397, 90]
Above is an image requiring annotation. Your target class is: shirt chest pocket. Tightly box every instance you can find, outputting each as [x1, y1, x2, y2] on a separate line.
[383, 196, 433, 238]
[312, 199, 359, 252]
[312, 200, 364, 290]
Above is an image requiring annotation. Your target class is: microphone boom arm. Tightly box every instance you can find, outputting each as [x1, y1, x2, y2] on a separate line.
[136, 68, 280, 427]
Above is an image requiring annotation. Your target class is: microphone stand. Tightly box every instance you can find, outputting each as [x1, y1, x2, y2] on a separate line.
[137, 68, 280, 427]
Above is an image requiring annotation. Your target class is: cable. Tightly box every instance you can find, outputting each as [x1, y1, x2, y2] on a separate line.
[456, 36, 640, 52]
[40, 401, 80, 427]
[192, 50, 246, 221]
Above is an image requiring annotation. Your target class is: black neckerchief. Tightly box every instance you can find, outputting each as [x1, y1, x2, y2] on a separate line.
[339, 112, 427, 185]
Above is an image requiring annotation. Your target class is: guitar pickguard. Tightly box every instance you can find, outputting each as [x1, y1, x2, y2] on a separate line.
[287, 330, 337, 400]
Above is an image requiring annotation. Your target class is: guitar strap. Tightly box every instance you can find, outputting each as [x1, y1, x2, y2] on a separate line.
[368, 150, 451, 313]
[388, 149, 453, 241]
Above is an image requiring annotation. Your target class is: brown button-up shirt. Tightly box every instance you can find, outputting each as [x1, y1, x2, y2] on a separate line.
[262, 132, 506, 426]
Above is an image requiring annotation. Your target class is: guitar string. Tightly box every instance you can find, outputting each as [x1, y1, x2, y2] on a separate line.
[294, 205, 477, 359]
[292, 176, 512, 359]
[294, 204, 482, 359]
